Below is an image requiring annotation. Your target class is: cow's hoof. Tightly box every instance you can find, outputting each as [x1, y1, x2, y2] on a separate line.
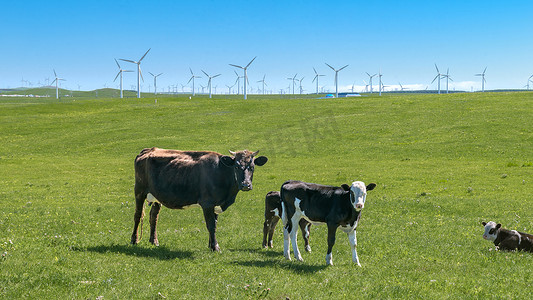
[296, 256, 304, 262]
[305, 245, 312, 252]
[150, 239, 159, 246]
[210, 244, 221, 252]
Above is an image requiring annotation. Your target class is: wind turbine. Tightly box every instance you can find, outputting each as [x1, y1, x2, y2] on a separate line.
[257, 75, 267, 95]
[432, 64, 443, 94]
[325, 63, 348, 98]
[312, 67, 325, 95]
[149, 72, 163, 95]
[51, 69, 65, 99]
[399, 82, 409, 91]
[378, 71, 383, 96]
[366, 72, 377, 94]
[525, 75, 533, 90]
[187, 68, 201, 96]
[201, 70, 221, 98]
[119, 48, 150, 98]
[441, 69, 453, 94]
[299, 76, 305, 94]
[114, 59, 133, 98]
[287, 74, 298, 95]
[229, 56, 256, 100]
[363, 80, 369, 93]
[475, 67, 487, 92]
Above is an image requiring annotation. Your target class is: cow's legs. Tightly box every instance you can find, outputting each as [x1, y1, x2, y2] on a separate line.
[131, 190, 146, 245]
[149, 202, 162, 246]
[347, 230, 361, 266]
[202, 207, 220, 252]
[281, 202, 292, 260]
[266, 217, 279, 248]
[290, 216, 303, 261]
[262, 217, 271, 248]
[326, 224, 337, 266]
[299, 220, 311, 252]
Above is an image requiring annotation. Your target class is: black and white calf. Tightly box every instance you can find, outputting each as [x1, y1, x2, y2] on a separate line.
[482, 221, 533, 252]
[281, 180, 376, 266]
[262, 191, 311, 251]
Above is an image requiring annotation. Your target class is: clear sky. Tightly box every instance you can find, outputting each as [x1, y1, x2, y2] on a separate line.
[2, 0, 532, 93]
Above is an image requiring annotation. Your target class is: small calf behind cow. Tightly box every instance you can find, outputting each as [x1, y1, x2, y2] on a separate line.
[281, 180, 376, 266]
[482, 221, 533, 252]
[262, 191, 312, 251]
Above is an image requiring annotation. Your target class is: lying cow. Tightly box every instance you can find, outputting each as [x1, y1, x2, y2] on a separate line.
[281, 180, 376, 266]
[131, 147, 268, 251]
[482, 221, 533, 252]
[262, 191, 312, 251]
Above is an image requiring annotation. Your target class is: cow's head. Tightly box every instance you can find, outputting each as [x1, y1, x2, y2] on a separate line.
[220, 150, 268, 191]
[342, 181, 376, 211]
[482, 221, 500, 241]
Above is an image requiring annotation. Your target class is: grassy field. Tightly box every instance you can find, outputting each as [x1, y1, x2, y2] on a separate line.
[0, 92, 532, 299]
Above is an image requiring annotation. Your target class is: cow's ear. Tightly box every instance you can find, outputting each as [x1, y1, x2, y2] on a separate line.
[496, 223, 501, 229]
[254, 156, 268, 166]
[366, 183, 377, 191]
[220, 155, 235, 167]
[482, 222, 487, 226]
[341, 184, 350, 191]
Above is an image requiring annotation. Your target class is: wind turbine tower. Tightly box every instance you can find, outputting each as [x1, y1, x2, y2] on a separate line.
[229, 56, 256, 100]
[366, 72, 377, 94]
[312, 67, 325, 95]
[257, 75, 267, 95]
[119, 48, 151, 98]
[441, 69, 453, 94]
[187, 68, 201, 96]
[432, 64, 443, 94]
[149, 72, 163, 95]
[287, 74, 298, 95]
[201, 70, 221, 98]
[51, 69, 65, 99]
[475, 67, 487, 92]
[378, 71, 383, 96]
[299, 76, 305, 94]
[114, 59, 133, 98]
[325, 63, 348, 98]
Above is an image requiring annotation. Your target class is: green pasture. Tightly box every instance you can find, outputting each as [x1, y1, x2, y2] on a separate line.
[0, 92, 532, 299]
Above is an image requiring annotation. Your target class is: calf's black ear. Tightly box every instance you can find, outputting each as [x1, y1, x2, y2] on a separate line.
[496, 223, 501, 229]
[366, 183, 377, 191]
[482, 222, 487, 226]
[254, 156, 268, 166]
[341, 184, 350, 191]
[220, 155, 235, 167]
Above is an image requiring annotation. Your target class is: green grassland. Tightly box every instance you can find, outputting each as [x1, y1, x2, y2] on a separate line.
[0, 92, 532, 299]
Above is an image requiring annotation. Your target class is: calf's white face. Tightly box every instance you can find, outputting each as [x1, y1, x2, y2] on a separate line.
[482, 221, 500, 241]
[350, 181, 376, 211]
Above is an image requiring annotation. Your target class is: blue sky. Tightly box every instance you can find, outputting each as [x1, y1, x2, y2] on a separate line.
[2, 0, 532, 93]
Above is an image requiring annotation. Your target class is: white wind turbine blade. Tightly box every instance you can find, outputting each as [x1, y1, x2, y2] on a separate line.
[202, 70, 209, 77]
[229, 63, 243, 69]
[338, 65, 349, 71]
[245, 56, 257, 69]
[119, 58, 136, 64]
[325, 63, 335, 71]
[138, 48, 151, 62]
[213, 74, 221, 78]
[115, 59, 121, 69]
[114, 71, 121, 82]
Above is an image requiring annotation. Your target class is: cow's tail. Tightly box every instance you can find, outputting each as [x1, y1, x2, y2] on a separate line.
[280, 181, 292, 234]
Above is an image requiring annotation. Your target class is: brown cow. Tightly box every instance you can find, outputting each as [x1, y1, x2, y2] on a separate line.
[131, 147, 268, 251]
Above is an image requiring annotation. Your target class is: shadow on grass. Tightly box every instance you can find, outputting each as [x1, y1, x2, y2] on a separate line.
[77, 244, 194, 260]
[229, 247, 328, 274]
